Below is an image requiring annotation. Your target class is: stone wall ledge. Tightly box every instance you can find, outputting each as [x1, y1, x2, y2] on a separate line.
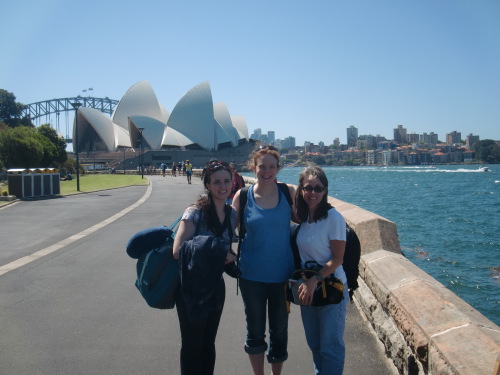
[359, 249, 500, 374]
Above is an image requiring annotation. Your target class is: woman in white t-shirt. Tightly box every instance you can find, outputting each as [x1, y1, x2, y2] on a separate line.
[295, 164, 348, 375]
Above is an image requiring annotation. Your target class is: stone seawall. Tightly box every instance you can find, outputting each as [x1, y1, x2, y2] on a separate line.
[243, 176, 500, 375]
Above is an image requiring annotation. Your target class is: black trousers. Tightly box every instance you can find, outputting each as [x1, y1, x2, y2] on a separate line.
[176, 279, 225, 375]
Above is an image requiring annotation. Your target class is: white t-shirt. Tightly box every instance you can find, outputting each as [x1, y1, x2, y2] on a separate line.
[296, 207, 347, 282]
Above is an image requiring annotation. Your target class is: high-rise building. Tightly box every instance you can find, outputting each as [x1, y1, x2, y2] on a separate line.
[465, 133, 480, 149]
[420, 132, 438, 145]
[347, 125, 358, 147]
[407, 132, 419, 144]
[250, 128, 262, 140]
[333, 138, 340, 147]
[283, 136, 296, 149]
[446, 131, 462, 145]
[393, 125, 407, 144]
[267, 131, 275, 145]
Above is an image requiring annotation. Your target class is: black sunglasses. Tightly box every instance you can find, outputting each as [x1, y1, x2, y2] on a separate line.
[258, 145, 278, 151]
[301, 185, 326, 193]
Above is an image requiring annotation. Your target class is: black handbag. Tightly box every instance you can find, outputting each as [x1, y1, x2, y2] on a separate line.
[287, 261, 344, 306]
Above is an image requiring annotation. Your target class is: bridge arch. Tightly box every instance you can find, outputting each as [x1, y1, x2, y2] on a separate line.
[21, 96, 119, 141]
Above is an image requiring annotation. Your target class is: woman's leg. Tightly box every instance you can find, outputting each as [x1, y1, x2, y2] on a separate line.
[301, 305, 322, 375]
[239, 279, 269, 375]
[266, 282, 289, 367]
[176, 281, 225, 375]
[301, 287, 348, 375]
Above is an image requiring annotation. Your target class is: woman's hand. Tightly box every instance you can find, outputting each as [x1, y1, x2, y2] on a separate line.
[298, 277, 318, 305]
[225, 251, 237, 265]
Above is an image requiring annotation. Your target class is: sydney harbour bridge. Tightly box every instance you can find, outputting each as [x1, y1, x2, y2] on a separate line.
[21, 96, 119, 142]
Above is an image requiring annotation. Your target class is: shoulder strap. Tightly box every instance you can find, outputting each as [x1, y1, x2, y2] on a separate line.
[290, 223, 302, 269]
[237, 186, 249, 257]
[224, 204, 233, 242]
[277, 182, 293, 207]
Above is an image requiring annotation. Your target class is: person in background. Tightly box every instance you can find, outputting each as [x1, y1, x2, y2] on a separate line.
[294, 164, 348, 375]
[172, 161, 237, 375]
[232, 146, 296, 375]
[172, 162, 177, 177]
[185, 160, 193, 184]
[160, 162, 167, 177]
[227, 162, 245, 204]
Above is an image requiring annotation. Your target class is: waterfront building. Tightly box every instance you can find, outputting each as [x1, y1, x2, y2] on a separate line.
[420, 132, 439, 146]
[283, 136, 296, 149]
[267, 131, 275, 145]
[394, 125, 407, 145]
[333, 137, 340, 147]
[407, 132, 419, 144]
[347, 125, 358, 147]
[73, 81, 248, 152]
[446, 130, 462, 145]
[463, 150, 475, 163]
[465, 133, 480, 149]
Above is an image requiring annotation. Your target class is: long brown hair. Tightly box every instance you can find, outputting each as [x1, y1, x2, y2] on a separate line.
[295, 163, 332, 223]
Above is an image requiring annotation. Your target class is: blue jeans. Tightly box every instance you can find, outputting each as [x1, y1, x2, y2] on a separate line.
[300, 286, 348, 375]
[239, 278, 289, 363]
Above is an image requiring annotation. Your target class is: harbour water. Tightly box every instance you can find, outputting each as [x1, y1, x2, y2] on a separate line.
[246, 164, 500, 325]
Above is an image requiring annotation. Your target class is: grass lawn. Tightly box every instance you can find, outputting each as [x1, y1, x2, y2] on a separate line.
[60, 174, 148, 195]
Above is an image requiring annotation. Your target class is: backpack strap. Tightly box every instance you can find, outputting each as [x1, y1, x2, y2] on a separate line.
[290, 223, 302, 270]
[237, 186, 249, 258]
[277, 182, 293, 207]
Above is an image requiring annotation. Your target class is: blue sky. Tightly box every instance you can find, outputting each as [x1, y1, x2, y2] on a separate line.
[1, 0, 499, 145]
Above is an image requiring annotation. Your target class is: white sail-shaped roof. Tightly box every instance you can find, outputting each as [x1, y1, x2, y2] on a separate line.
[73, 80, 249, 152]
[128, 116, 166, 150]
[162, 126, 195, 148]
[112, 81, 163, 130]
[214, 102, 239, 147]
[114, 123, 132, 148]
[231, 115, 249, 141]
[76, 107, 116, 151]
[167, 81, 216, 151]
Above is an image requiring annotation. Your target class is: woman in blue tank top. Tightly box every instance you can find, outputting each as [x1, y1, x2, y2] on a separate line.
[232, 146, 296, 375]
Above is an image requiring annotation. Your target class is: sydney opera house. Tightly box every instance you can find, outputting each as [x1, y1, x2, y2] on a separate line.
[75, 81, 255, 168]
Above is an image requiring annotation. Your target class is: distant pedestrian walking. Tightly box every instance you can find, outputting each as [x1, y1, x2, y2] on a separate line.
[172, 162, 177, 177]
[161, 162, 167, 177]
[185, 160, 193, 184]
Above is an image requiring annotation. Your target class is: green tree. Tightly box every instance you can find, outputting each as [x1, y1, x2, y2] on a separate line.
[312, 155, 326, 165]
[0, 89, 30, 127]
[0, 126, 56, 168]
[473, 140, 500, 163]
[37, 124, 67, 164]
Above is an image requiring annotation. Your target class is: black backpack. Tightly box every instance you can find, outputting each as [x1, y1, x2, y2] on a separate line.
[290, 222, 361, 302]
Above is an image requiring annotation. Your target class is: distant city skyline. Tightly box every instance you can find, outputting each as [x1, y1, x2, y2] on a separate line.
[251, 125, 490, 148]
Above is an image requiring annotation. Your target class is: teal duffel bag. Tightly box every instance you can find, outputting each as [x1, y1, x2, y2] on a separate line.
[126, 217, 182, 309]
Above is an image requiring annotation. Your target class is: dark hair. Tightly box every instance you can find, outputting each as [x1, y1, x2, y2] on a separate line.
[246, 145, 281, 171]
[195, 161, 232, 233]
[295, 163, 332, 223]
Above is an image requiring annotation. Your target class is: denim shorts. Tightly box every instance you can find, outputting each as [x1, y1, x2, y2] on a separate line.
[239, 278, 289, 363]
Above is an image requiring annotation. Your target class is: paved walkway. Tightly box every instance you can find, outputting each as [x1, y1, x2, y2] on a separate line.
[0, 174, 396, 374]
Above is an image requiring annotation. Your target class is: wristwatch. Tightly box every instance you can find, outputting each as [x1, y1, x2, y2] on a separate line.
[315, 273, 324, 282]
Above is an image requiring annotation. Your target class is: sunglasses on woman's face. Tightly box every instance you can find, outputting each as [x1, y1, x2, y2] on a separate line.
[302, 185, 326, 193]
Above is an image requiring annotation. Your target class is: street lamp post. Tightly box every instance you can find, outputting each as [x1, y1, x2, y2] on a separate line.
[70, 102, 82, 191]
[138, 127, 145, 179]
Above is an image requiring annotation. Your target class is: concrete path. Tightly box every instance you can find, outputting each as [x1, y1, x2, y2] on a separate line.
[0, 174, 397, 374]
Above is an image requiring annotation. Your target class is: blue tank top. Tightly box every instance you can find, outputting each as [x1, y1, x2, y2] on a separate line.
[239, 185, 294, 282]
